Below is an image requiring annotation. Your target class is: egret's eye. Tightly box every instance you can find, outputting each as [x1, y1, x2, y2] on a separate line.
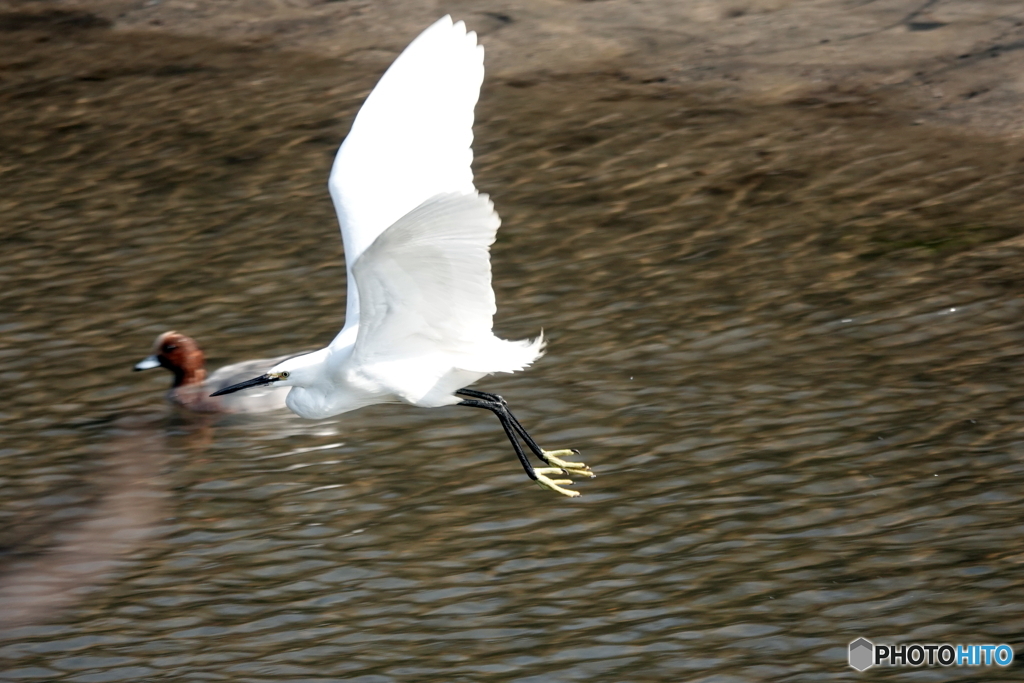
[163, 344, 178, 352]
[279, 371, 290, 379]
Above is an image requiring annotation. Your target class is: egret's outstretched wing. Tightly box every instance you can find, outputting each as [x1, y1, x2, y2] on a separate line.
[351, 192, 497, 359]
[350, 193, 541, 402]
[330, 16, 482, 335]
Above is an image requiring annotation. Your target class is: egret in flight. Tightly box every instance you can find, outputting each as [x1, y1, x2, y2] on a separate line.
[213, 16, 593, 496]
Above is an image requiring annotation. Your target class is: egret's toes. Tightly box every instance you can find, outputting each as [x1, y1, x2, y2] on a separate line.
[536, 465, 594, 482]
[534, 471, 581, 498]
[533, 451, 593, 495]
[534, 468, 574, 486]
[542, 448, 586, 469]
[541, 449, 594, 477]
[563, 466, 596, 479]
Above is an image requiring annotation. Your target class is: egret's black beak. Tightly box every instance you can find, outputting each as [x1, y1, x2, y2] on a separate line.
[210, 373, 280, 397]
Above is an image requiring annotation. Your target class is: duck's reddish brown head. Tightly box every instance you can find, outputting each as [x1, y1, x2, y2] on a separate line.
[134, 331, 208, 388]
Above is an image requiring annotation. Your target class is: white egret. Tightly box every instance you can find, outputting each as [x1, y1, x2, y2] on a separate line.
[213, 16, 593, 496]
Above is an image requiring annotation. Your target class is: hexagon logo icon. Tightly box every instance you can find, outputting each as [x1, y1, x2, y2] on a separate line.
[849, 638, 874, 671]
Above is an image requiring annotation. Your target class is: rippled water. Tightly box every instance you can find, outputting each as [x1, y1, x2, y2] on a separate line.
[3, 17, 1024, 682]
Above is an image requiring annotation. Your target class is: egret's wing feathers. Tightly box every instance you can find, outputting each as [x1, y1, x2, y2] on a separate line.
[351, 192, 498, 364]
[349, 192, 542, 404]
[330, 16, 482, 334]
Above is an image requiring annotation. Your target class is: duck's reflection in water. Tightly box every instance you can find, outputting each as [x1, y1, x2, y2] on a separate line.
[0, 414, 174, 635]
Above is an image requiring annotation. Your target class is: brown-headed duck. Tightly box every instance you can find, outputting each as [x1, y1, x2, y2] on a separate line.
[135, 331, 291, 414]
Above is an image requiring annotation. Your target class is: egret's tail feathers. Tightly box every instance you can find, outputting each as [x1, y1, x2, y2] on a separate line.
[509, 330, 546, 370]
[456, 332, 544, 374]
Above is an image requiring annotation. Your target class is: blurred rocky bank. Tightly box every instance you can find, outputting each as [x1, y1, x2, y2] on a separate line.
[4, 0, 1023, 136]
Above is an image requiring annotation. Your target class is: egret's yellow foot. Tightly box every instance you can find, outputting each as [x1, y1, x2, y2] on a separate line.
[534, 468, 581, 497]
[542, 449, 595, 478]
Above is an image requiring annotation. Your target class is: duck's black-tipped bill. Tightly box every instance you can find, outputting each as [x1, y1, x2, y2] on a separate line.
[210, 373, 279, 397]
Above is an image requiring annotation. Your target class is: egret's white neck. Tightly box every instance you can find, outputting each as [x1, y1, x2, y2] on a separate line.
[272, 335, 373, 419]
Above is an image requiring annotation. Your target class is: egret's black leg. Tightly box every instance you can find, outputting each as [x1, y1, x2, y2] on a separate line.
[455, 389, 591, 473]
[456, 389, 593, 496]
[456, 388, 500, 401]
[457, 398, 536, 480]
[457, 389, 548, 456]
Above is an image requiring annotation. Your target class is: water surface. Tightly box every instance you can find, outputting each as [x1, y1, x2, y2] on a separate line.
[2, 17, 1024, 682]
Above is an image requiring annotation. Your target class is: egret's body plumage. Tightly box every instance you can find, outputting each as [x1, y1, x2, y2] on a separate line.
[281, 192, 544, 419]
[213, 16, 592, 495]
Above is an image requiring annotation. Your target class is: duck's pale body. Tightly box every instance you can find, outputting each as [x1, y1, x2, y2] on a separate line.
[135, 331, 291, 414]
